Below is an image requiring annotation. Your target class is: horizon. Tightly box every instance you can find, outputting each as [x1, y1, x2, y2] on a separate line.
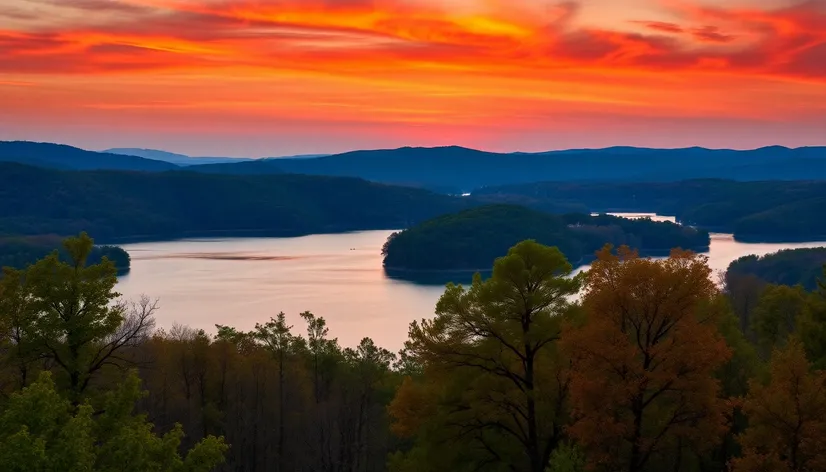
[6, 139, 826, 161]
[2, 0, 825, 156]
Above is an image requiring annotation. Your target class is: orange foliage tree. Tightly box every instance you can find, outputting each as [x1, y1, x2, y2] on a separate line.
[730, 338, 826, 472]
[562, 246, 732, 472]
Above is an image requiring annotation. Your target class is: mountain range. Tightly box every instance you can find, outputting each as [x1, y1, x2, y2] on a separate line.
[103, 148, 328, 166]
[2, 141, 825, 191]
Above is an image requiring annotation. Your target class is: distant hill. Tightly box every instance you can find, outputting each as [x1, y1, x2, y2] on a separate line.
[475, 180, 826, 241]
[263, 154, 331, 160]
[105, 148, 254, 166]
[0, 141, 178, 171]
[186, 145, 826, 191]
[8, 141, 826, 189]
[0, 162, 470, 242]
[188, 160, 285, 175]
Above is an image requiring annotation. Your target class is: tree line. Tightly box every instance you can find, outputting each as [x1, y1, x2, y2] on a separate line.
[2, 233, 826, 471]
[382, 205, 708, 273]
[474, 179, 826, 241]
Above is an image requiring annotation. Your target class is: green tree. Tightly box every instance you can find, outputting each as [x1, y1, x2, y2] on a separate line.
[797, 293, 826, 369]
[546, 442, 586, 472]
[0, 371, 227, 472]
[1, 233, 155, 401]
[0, 266, 39, 388]
[390, 240, 582, 472]
[752, 284, 807, 357]
[254, 312, 298, 472]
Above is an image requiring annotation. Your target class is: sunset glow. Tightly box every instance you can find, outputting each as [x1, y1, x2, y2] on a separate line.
[1, 0, 824, 155]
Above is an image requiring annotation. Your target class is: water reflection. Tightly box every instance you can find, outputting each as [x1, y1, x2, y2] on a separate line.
[117, 217, 826, 351]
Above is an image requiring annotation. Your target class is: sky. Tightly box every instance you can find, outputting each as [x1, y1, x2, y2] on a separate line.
[1, 0, 824, 157]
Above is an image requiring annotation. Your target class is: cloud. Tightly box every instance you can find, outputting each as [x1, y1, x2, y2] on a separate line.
[636, 21, 684, 34]
[0, 0, 823, 81]
[28, 0, 155, 14]
[691, 26, 735, 43]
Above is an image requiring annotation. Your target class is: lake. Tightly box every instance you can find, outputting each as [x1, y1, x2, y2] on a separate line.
[117, 216, 826, 351]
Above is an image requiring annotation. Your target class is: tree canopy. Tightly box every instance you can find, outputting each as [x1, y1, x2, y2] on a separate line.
[382, 205, 709, 272]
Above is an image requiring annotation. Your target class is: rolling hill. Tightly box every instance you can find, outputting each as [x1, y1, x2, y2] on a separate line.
[475, 179, 826, 241]
[105, 148, 254, 166]
[0, 162, 470, 242]
[0, 141, 178, 171]
[5, 141, 826, 191]
[187, 145, 826, 191]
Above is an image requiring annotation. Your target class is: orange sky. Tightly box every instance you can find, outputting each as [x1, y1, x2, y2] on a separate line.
[1, 0, 824, 156]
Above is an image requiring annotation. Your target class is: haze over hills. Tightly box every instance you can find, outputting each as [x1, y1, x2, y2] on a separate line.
[3, 141, 826, 191]
[105, 147, 329, 165]
[104, 148, 252, 166]
[191, 145, 826, 191]
[0, 141, 177, 171]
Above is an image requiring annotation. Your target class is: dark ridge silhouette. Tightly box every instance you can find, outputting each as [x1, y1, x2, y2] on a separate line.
[5, 140, 825, 189]
[0, 162, 469, 242]
[105, 148, 255, 166]
[187, 144, 826, 191]
[0, 141, 178, 171]
[475, 180, 826, 241]
[187, 159, 286, 175]
[381, 204, 710, 273]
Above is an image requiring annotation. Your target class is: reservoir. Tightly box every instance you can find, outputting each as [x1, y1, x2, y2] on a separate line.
[117, 215, 826, 350]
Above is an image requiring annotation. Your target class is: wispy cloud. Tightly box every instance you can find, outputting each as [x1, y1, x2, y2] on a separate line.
[0, 0, 823, 80]
[1, 0, 824, 153]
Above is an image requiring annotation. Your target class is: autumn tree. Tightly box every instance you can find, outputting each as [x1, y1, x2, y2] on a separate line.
[562, 246, 732, 472]
[731, 339, 826, 472]
[390, 240, 582, 472]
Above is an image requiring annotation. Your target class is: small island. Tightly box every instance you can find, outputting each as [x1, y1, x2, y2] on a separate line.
[0, 235, 131, 274]
[381, 204, 710, 273]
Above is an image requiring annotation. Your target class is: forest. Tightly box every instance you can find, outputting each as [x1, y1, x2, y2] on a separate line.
[475, 180, 826, 241]
[727, 248, 826, 291]
[381, 205, 710, 272]
[0, 162, 468, 242]
[2, 232, 826, 471]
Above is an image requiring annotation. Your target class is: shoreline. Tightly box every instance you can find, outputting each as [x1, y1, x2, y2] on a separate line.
[383, 244, 712, 275]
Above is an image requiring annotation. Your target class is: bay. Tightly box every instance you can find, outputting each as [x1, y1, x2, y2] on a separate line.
[117, 215, 826, 350]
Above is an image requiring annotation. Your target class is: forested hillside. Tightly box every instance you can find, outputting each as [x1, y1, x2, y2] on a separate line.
[4, 141, 825, 192]
[381, 205, 710, 272]
[0, 141, 177, 171]
[0, 162, 469, 242]
[191, 145, 826, 191]
[477, 179, 826, 240]
[727, 248, 826, 291]
[3, 234, 826, 471]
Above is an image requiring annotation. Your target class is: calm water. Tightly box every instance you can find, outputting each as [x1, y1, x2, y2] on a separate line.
[117, 216, 826, 350]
